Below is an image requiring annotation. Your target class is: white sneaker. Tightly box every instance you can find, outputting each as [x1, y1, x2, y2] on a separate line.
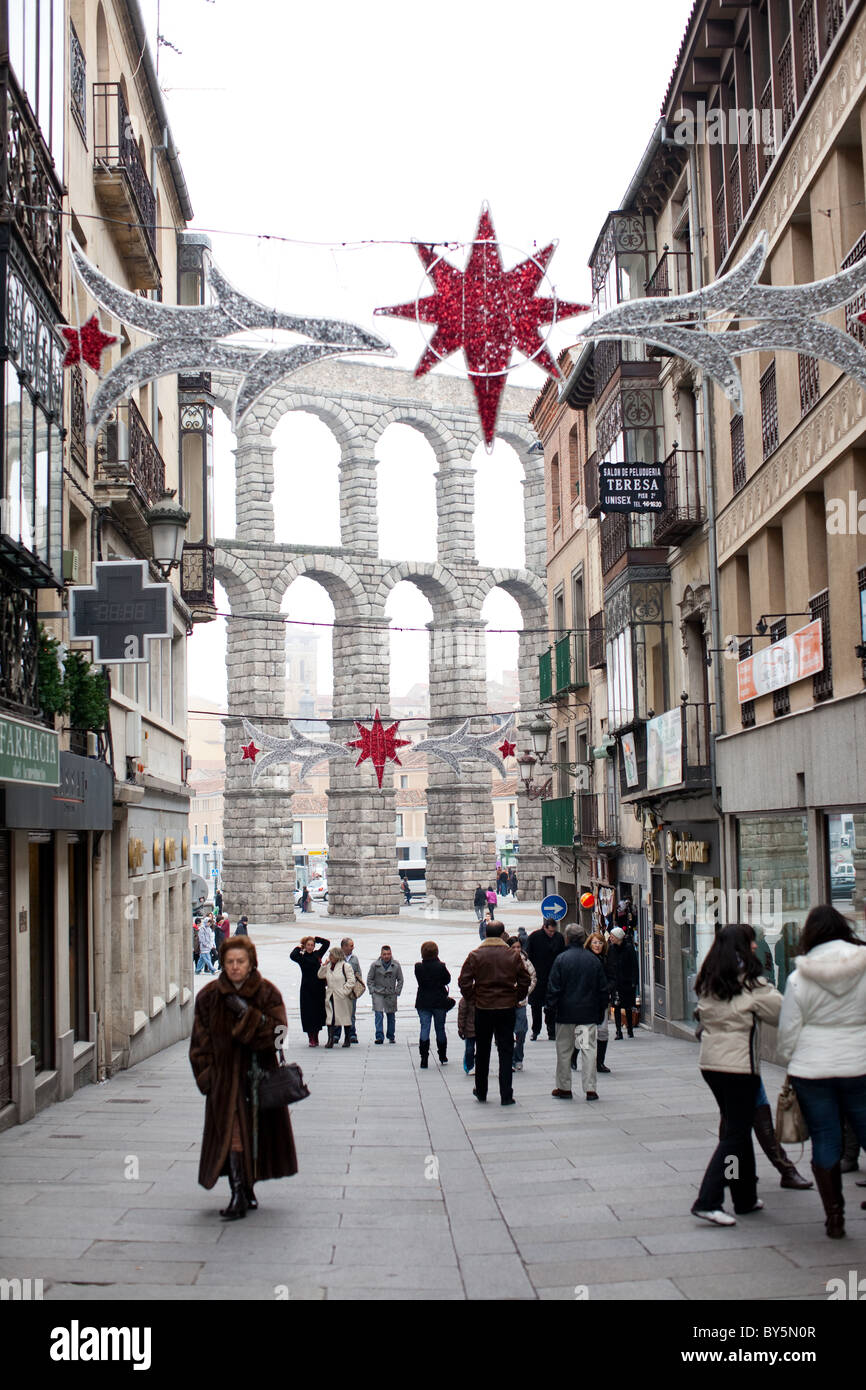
[514, 1062, 523, 1070]
[738, 1199, 764, 1214]
[691, 1207, 736, 1226]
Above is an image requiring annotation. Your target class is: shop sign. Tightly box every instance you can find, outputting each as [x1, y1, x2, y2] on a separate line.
[646, 708, 682, 790]
[737, 619, 823, 703]
[4, 750, 112, 826]
[599, 463, 665, 512]
[621, 731, 639, 787]
[0, 711, 59, 786]
[665, 830, 711, 871]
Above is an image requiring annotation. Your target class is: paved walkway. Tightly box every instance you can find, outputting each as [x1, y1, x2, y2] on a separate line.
[1, 904, 864, 1301]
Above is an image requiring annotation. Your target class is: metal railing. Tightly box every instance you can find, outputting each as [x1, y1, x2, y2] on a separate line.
[69, 364, 87, 472]
[93, 84, 156, 259]
[0, 571, 40, 718]
[779, 35, 796, 136]
[600, 511, 655, 575]
[654, 447, 705, 544]
[96, 399, 166, 507]
[181, 542, 216, 609]
[798, 354, 820, 415]
[760, 362, 778, 459]
[70, 23, 86, 138]
[645, 249, 692, 298]
[5, 79, 63, 302]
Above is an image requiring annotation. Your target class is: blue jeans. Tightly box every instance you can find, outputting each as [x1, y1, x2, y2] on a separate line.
[374, 1010, 396, 1042]
[791, 1074, 866, 1167]
[417, 1008, 447, 1044]
[755, 1078, 769, 1108]
[513, 1006, 528, 1063]
[195, 953, 215, 974]
[463, 1038, 475, 1070]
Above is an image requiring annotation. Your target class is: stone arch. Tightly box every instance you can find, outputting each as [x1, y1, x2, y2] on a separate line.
[267, 552, 370, 616]
[373, 560, 468, 622]
[367, 406, 458, 469]
[472, 568, 548, 622]
[213, 548, 267, 610]
[241, 388, 359, 451]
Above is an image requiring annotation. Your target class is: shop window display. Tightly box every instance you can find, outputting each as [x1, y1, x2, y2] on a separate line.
[737, 814, 809, 990]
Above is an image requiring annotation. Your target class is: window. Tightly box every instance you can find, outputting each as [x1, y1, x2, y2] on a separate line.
[397, 846, 411, 861]
[731, 414, 746, 492]
[737, 814, 809, 988]
[400, 775, 408, 788]
[810, 589, 832, 701]
[760, 363, 778, 459]
[292, 823, 302, 845]
[739, 639, 755, 728]
[395, 814, 404, 836]
[551, 452, 561, 525]
[770, 620, 790, 717]
[798, 355, 820, 415]
[606, 629, 635, 729]
[508, 802, 516, 828]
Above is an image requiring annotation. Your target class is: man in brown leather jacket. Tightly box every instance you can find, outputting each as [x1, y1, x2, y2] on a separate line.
[458, 921, 531, 1105]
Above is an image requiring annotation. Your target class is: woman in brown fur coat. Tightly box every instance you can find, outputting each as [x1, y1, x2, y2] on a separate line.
[189, 935, 298, 1220]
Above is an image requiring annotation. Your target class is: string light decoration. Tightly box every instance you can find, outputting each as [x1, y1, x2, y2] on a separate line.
[582, 232, 866, 408]
[376, 205, 588, 446]
[66, 234, 393, 442]
[240, 713, 518, 786]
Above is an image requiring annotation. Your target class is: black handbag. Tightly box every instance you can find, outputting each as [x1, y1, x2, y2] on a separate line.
[257, 1052, 310, 1109]
[444, 996, 456, 1012]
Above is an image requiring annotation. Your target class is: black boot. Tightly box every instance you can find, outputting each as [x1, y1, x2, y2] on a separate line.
[419, 1040, 430, 1069]
[752, 1102, 812, 1188]
[597, 1040, 610, 1074]
[811, 1162, 845, 1238]
[840, 1119, 860, 1173]
[220, 1153, 248, 1221]
[342, 1031, 352, 1047]
[437, 1040, 448, 1065]
[325, 1026, 335, 1049]
[244, 1186, 258, 1210]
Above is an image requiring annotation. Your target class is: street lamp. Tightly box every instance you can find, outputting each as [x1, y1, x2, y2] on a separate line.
[145, 490, 190, 579]
[527, 712, 554, 760]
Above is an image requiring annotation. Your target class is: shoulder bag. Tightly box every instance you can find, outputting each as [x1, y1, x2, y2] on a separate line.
[775, 1075, 809, 1145]
[350, 966, 366, 999]
[256, 1048, 310, 1110]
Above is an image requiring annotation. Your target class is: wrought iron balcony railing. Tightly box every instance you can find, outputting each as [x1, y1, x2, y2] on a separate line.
[0, 568, 40, 719]
[69, 364, 87, 473]
[3, 77, 63, 304]
[70, 23, 87, 138]
[653, 447, 705, 545]
[645, 249, 692, 298]
[93, 84, 159, 285]
[617, 701, 714, 798]
[96, 399, 166, 509]
[600, 511, 656, 575]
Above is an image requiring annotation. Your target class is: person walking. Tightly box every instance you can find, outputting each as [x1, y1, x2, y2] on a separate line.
[690, 924, 782, 1227]
[509, 869, 519, 902]
[485, 885, 498, 921]
[498, 868, 509, 898]
[777, 904, 866, 1239]
[526, 919, 566, 1040]
[189, 934, 298, 1220]
[458, 921, 530, 1106]
[401, 875, 411, 905]
[414, 941, 451, 1068]
[458, 994, 476, 1075]
[547, 925, 609, 1102]
[289, 934, 330, 1046]
[195, 917, 217, 974]
[505, 935, 536, 1071]
[341, 937, 362, 1044]
[299, 885, 312, 914]
[473, 884, 487, 930]
[608, 926, 639, 1038]
[234, 914, 249, 936]
[318, 947, 356, 1049]
[193, 917, 201, 967]
[214, 887, 223, 918]
[741, 924, 811, 1191]
[367, 945, 404, 1044]
[585, 932, 614, 1073]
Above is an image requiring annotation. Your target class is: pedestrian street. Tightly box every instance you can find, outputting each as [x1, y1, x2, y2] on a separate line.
[1, 904, 864, 1302]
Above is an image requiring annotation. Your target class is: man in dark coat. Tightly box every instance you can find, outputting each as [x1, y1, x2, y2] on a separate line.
[189, 935, 297, 1219]
[526, 919, 567, 1040]
[458, 921, 530, 1105]
[608, 926, 640, 1038]
[546, 925, 609, 1100]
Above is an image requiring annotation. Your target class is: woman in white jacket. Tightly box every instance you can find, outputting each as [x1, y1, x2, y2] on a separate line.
[777, 905, 866, 1239]
[317, 948, 356, 1050]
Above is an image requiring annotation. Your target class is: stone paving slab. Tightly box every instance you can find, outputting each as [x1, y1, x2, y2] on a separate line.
[0, 911, 855, 1302]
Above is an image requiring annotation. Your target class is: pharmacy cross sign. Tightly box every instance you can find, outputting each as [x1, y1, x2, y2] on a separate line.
[69, 560, 172, 664]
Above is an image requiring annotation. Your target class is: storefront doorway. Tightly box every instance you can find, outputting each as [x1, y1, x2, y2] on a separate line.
[652, 870, 666, 1018]
[28, 837, 55, 1073]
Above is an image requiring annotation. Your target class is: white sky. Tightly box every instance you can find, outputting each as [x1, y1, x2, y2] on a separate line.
[142, 0, 695, 713]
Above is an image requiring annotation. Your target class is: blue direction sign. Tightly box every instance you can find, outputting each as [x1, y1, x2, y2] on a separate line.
[541, 894, 568, 921]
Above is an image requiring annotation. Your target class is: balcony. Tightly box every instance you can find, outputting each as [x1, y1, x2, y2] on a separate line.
[0, 568, 40, 720]
[3, 77, 63, 306]
[95, 400, 166, 542]
[653, 448, 705, 545]
[93, 84, 159, 289]
[541, 795, 574, 848]
[645, 249, 691, 298]
[600, 511, 660, 576]
[617, 701, 714, 799]
[181, 542, 216, 622]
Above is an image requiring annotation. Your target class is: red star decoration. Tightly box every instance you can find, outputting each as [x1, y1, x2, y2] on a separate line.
[498, 738, 516, 761]
[346, 709, 410, 789]
[375, 206, 588, 446]
[61, 314, 117, 371]
[241, 740, 260, 763]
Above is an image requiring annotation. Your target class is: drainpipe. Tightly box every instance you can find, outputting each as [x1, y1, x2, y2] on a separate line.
[149, 128, 168, 445]
[686, 142, 727, 886]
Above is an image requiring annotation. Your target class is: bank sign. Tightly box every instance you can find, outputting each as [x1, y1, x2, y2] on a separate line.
[0, 712, 60, 786]
[599, 463, 665, 512]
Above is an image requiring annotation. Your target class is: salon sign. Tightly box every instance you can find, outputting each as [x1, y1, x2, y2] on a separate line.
[737, 619, 823, 703]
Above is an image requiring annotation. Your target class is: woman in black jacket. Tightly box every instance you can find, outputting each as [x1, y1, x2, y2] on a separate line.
[414, 941, 451, 1068]
[289, 935, 330, 1046]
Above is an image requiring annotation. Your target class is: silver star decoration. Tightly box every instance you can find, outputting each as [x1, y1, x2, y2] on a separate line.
[66, 234, 393, 442]
[580, 233, 866, 411]
[415, 715, 516, 777]
[243, 718, 351, 785]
